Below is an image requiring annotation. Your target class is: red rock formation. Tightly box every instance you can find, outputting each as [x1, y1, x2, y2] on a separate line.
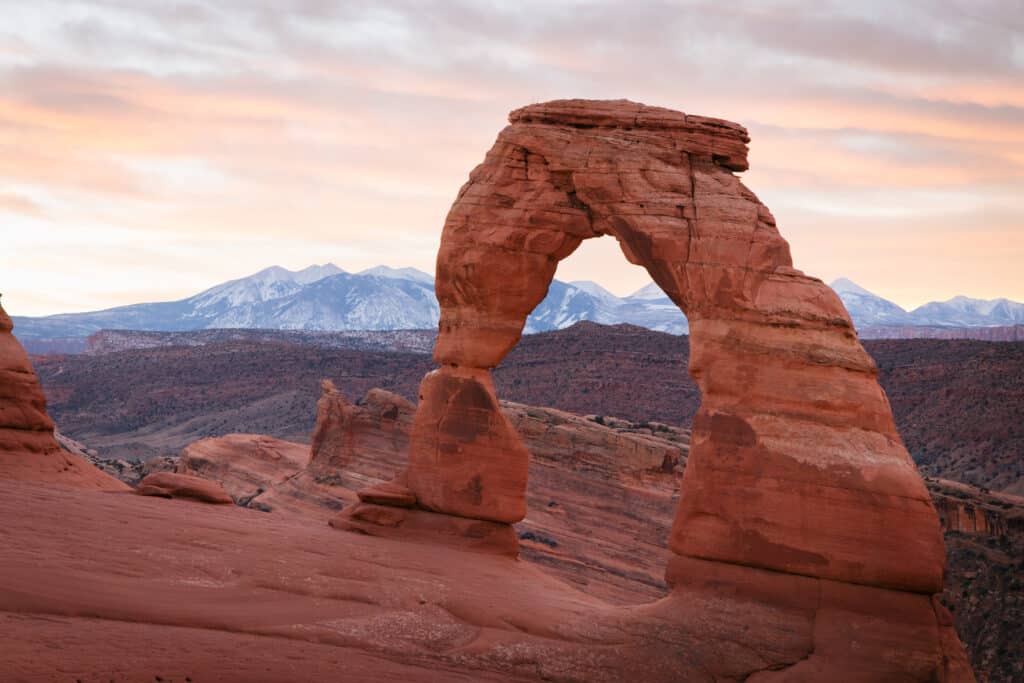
[0, 301, 126, 490]
[331, 501, 520, 557]
[173, 383, 419, 519]
[930, 478, 1024, 537]
[398, 98, 970, 678]
[136, 472, 233, 504]
[310, 379, 354, 467]
[308, 383, 414, 478]
[408, 367, 529, 522]
[357, 479, 417, 507]
[179, 433, 309, 502]
[171, 386, 689, 603]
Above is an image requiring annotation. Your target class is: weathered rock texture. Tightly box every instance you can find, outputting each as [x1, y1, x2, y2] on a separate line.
[0, 302, 126, 490]
[179, 433, 309, 503]
[402, 99, 971, 678]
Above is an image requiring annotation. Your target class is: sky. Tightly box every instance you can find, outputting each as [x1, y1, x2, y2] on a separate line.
[1, 0, 1022, 316]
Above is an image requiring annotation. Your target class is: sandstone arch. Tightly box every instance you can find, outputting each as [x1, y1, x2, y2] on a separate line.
[405, 99, 944, 595]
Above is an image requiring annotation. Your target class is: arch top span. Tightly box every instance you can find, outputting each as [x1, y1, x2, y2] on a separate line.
[509, 98, 750, 171]
[409, 99, 946, 597]
[433, 98, 833, 371]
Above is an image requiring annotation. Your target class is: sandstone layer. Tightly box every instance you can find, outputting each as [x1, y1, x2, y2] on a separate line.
[0, 302, 126, 490]
[399, 98, 969, 678]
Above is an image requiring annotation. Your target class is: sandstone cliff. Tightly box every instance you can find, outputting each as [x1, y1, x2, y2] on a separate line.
[0, 302, 125, 490]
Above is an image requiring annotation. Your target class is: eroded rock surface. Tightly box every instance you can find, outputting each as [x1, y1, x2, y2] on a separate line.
[179, 433, 309, 503]
[0, 302, 126, 490]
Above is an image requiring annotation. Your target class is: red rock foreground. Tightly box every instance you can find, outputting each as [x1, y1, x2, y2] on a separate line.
[0, 478, 971, 682]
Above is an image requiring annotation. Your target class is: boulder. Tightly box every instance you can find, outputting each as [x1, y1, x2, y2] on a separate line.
[136, 472, 233, 504]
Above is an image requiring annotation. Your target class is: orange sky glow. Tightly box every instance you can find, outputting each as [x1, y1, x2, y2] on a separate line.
[2, 1, 1022, 315]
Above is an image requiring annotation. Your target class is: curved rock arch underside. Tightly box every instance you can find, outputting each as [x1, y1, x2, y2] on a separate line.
[401, 99, 973, 679]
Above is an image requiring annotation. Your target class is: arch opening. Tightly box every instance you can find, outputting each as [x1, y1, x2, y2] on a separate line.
[493, 232, 697, 603]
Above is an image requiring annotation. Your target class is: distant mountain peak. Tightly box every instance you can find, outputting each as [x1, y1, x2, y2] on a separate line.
[829, 277, 875, 297]
[358, 265, 434, 284]
[627, 282, 669, 301]
[568, 280, 619, 303]
[293, 263, 345, 284]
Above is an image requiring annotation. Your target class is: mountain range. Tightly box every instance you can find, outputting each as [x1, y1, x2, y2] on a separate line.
[832, 278, 1024, 329]
[10, 265, 1023, 351]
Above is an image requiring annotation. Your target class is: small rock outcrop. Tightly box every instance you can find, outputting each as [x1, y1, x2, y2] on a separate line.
[310, 380, 355, 467]
[0, 301, 126, 490]
[136, 472, 233, 504]
[179, 433, 309, 503]
[309, 382, 414, 476]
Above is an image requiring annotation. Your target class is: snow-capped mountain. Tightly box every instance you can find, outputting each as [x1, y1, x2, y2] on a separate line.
[567, 280, 621, 306]
[188, 264, 345, 314]
[525, 280, 622, 332]
[357, 265, 435, 285]
[618, 286, 689, 334]
[909, 296, 1024, 327]
[830, 277, 913, 327]
[830, 278, 1024, 329]
[11, 264, 437, 339]
[10, 266, 1021, 349]
[11, 264, 689, 342]
[626, 282, 671, 301]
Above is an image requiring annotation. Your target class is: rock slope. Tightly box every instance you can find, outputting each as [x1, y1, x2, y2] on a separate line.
[3, 474, 978, 682]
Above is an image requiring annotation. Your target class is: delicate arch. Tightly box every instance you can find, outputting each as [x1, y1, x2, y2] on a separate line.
[406, 99, 943, 593]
